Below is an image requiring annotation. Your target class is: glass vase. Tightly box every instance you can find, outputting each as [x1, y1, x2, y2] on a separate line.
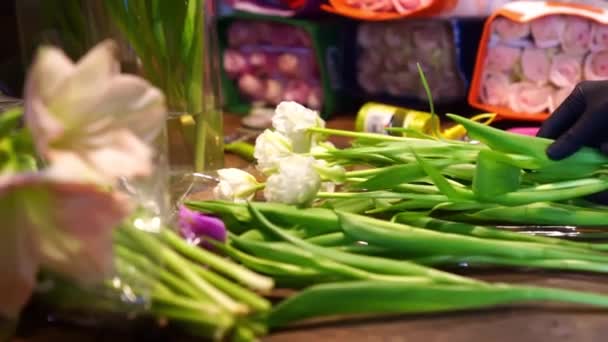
[16, 0, 225, 204]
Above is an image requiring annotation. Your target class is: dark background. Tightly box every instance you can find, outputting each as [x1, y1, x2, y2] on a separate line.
[0, 0, 24, 97]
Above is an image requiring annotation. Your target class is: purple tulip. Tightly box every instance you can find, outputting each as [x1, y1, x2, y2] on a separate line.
[178, 206, 227, 249]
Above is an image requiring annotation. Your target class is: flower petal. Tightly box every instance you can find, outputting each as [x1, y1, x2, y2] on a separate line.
[26, 46, 75, 103]
[36, 181, 132, 283]
[0, 187, 39, 318]
[0, 171, 131, 317]
[49, 129, 153, 182]
[47, 40, 120, 121]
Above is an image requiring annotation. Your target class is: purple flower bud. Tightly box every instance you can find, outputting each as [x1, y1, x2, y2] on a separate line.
[178, 205, 227, 249]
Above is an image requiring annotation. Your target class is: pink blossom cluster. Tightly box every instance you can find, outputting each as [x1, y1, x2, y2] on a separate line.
[480, 15, 608, 114]
[356, 21, 466, 102]
[223, 20, 323, 110]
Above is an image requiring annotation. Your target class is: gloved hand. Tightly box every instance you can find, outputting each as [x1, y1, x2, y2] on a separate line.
[537, 80, 608, 204]
[537, 80, 608, 160]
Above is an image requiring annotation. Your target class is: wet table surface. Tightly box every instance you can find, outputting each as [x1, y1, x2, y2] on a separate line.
[15, 114, 608, 342]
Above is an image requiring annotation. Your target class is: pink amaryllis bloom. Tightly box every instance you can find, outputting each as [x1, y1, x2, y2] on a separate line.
[507, 82, 552, 114]
[521, 47, 550, 85]
[479, 71, 511, 106]
[0, 170, 132, 318]
[560, 17, 592, 55]
[23, 40, 167, 185]
[493, 17, 530, 42]
[485, 45, 522, 72]
[549, 53, 582, 88]
[530, 15, 564, 48]
[584, 50, 608, 81]
[591, 23, 608, 52]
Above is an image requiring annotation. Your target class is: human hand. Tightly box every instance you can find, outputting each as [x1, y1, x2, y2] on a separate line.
[537, 81, 608, 205]
[537, 80, 608, 160]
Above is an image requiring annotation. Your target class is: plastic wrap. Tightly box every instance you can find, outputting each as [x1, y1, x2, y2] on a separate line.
[219, 13, 346, 117]
[351, 18, 484, 108]
[469, 1, 608, 121]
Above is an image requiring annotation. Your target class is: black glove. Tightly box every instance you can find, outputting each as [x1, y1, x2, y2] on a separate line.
[537, 80, 608, 160]
[537, 80, 608, 205]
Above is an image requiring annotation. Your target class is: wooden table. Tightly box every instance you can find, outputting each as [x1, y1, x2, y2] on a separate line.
[15, 114, 608, 342]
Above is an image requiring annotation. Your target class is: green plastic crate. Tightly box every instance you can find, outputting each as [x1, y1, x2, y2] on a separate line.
[217, 12, 347, 119]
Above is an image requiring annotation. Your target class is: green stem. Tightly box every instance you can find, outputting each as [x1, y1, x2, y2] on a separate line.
[308, 127, 410, 142]
[161, 229, 274, 292]
[121, 227, 246, 314]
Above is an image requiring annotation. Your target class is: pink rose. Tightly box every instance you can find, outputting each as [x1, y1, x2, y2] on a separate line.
[531, 15, 564, 48]
[493, 17, 530, 42]
[413, 24, 447, 52]
[560, 17, 592, 55]
[358, 71, 383, 94]
[479, 71, 511, 106]
[264, 79, 284, 105]
[591, 23, 608, 52]
[228, 21, 256, 47]
[485, 45, 522, 72]
[549, 86, 574, 113]
[584, 50, 608, 81]
[549, 53, 582, 88]
[307, 85, 323, 110]
[283, 80, 311, 104]
[238, 73, 266, 99]
[507, 82, 552, 114]
[358, 24, 385, 49]
[521, 47, 550, 85]
[223, 49, 248, 78]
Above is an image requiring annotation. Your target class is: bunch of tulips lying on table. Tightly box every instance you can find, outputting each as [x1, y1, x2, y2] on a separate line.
[183, 74, 608, 337]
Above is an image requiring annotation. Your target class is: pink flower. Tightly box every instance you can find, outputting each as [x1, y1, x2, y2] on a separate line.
[507, 82, 551, 114]
[238, 73, 265, 99]
[591, 23, 608, 52]
[264, 79, 284, 105]
[485, 45, 522, 72]
[358, 24, 384, 49]
[479, 71, 511, 106]
[560, 17, 592, 55]
[228, 21, 256, 47]
[307, 86, 323, 110]
[283, 80, 311, 104]
[0, 171, 132, 318]
[412, 24, 446, 52]
[584, 51, 608, 81]
[521, 47, 550, 85]
[549, 86, 574, 113]
[549, 53, 582, 88]
[223, 49, 249, 78]
[23, 40, 166, 185]
[530, 15, 564, 48]
[493, 17, 530, 42]
[358, 71, 383, 94]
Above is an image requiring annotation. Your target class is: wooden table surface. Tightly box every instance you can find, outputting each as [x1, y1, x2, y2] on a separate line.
[14, 113, 608, 342]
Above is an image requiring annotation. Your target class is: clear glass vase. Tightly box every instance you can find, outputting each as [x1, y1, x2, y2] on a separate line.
[16, 0, 225, 204]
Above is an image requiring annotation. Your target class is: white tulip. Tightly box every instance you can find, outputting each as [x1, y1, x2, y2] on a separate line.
[264, 155, 321, 205]
[24, 40, 166, 184]
[213, 168, 260, 203]
[253, 129, 293, 174]
[272, 101, 325, 153]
